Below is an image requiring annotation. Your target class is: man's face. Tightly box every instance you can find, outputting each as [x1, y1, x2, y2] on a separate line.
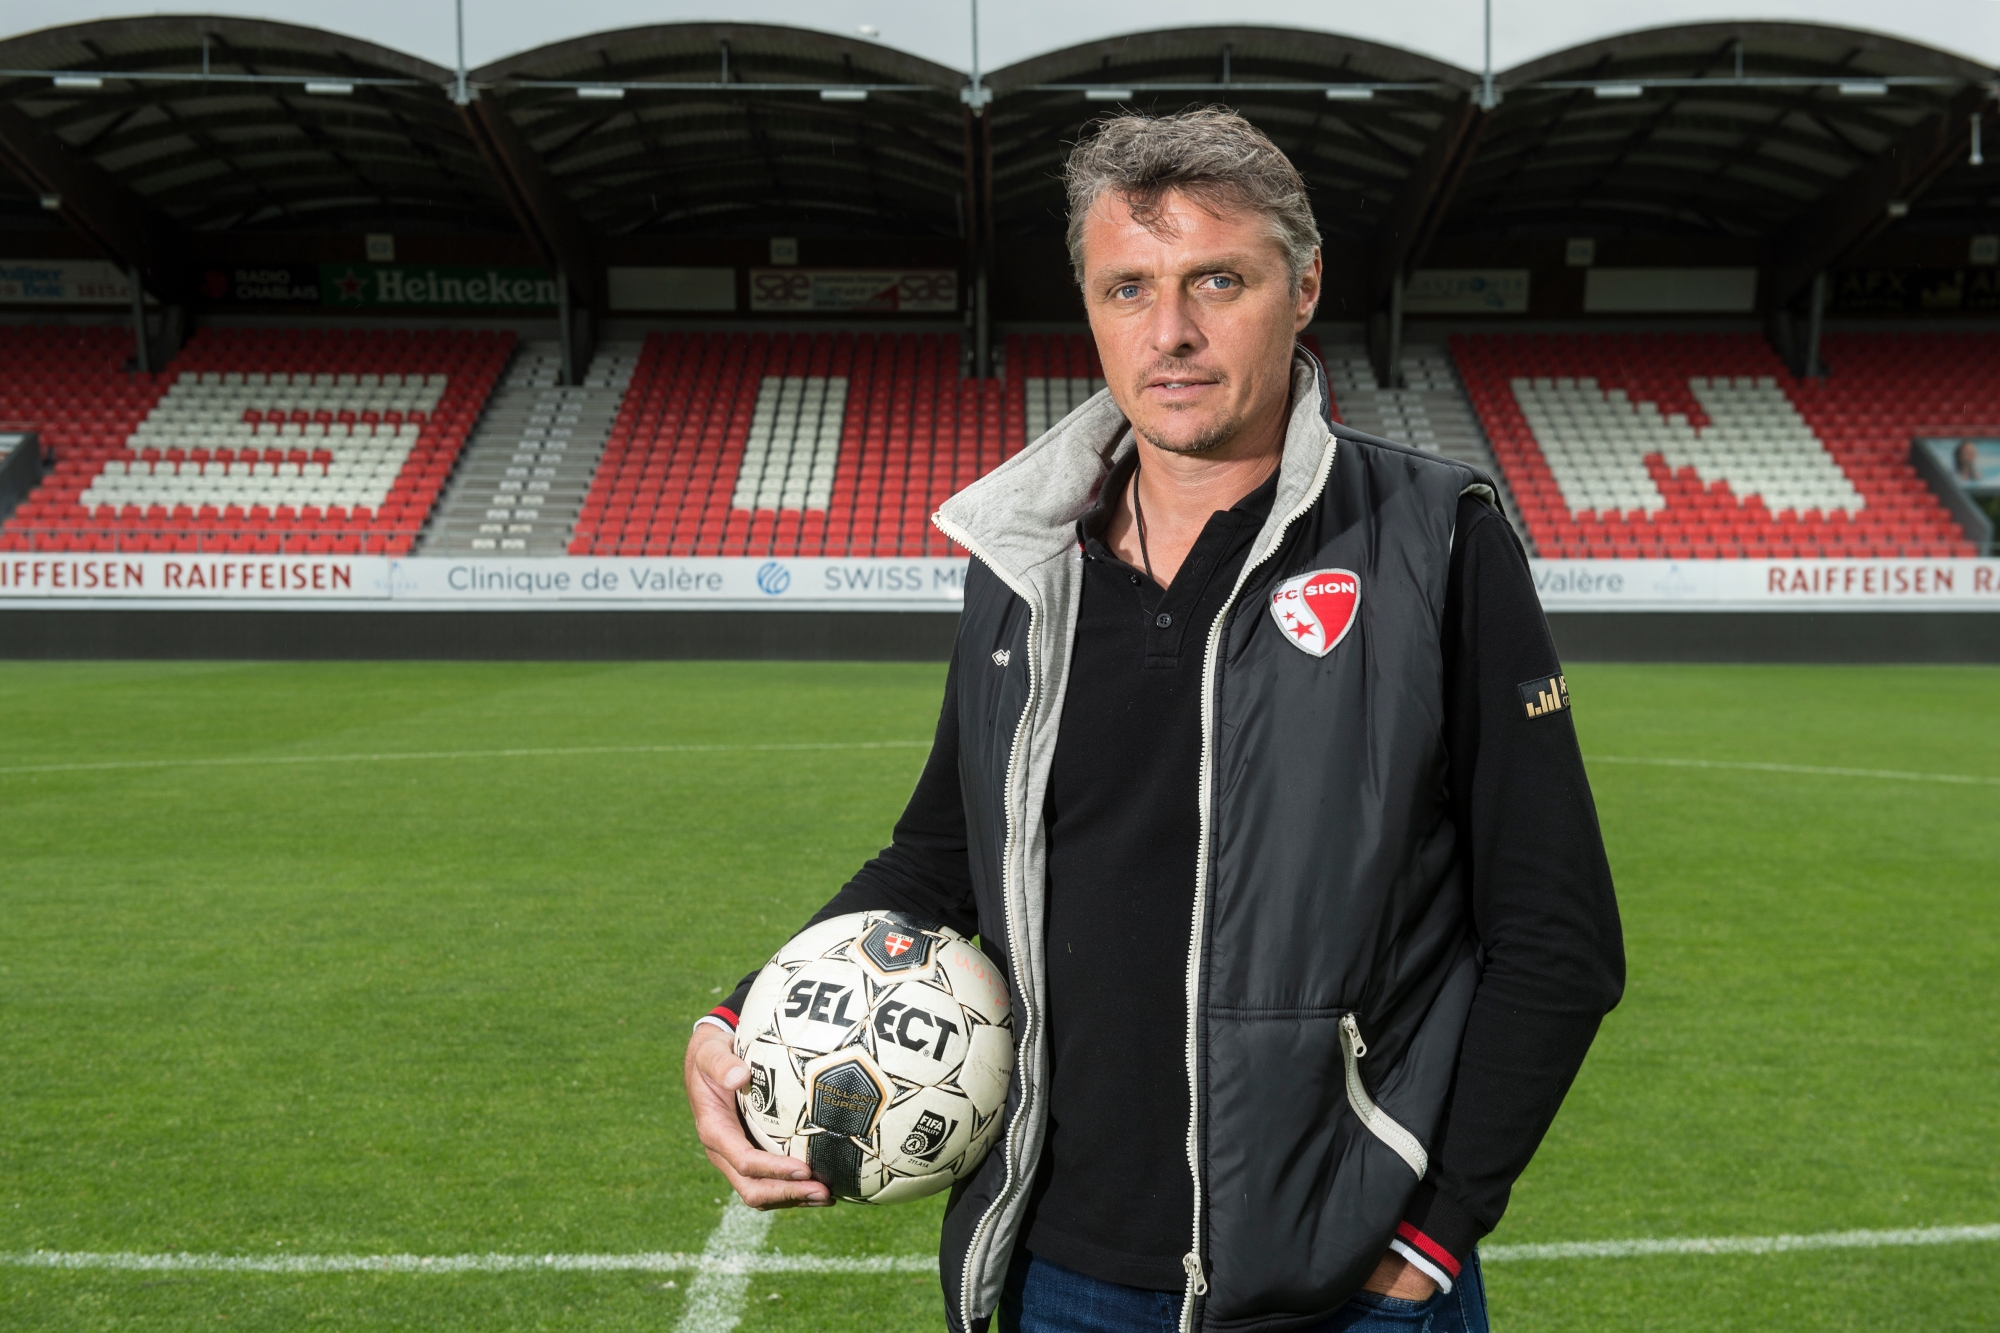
[1079, 189, 1320, 457]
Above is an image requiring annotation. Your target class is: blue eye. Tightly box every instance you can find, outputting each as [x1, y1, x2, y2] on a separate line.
[1208, 275, 1235, 290]
[1115, 285, 1141, 300]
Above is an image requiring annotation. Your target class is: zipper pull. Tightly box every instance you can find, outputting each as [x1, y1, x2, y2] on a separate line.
[1183, 1251, 1209, 1296]
[1342, 1013, 1368, 1059]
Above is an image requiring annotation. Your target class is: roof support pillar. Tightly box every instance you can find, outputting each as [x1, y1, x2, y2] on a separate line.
[1802, 271, 1828, 379]
[1365, 93, 1485, 386]
[1766, 85, 1990, 308]
[0, 103, 183, 302]
[1367, 94, 1484, 308]
[458, 93, 606, 360]
[128, 265, 151, 375]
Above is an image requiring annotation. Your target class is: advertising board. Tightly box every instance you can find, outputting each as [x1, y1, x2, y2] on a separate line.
[747, 269, 958, 314]
[5, 556, 1999, 613]
[0, 260, 139, 305]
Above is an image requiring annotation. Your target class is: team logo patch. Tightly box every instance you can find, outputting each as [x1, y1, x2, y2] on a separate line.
[859, 917, 936, 973]
[1269, 568, 1361, 658]
[1518, 674, 1570, 720]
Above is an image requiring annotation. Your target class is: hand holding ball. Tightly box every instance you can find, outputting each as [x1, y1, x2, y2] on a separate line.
[733, 911, 1014, 1204]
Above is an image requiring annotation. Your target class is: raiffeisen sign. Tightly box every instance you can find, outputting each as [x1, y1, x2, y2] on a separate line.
[4, 557, 2000, 612]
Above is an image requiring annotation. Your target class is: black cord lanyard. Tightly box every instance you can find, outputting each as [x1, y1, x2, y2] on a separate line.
[1132, 457, 1157, 585]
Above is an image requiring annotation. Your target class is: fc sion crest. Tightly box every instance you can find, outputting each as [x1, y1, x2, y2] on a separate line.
[1268, 568, 1360, 658]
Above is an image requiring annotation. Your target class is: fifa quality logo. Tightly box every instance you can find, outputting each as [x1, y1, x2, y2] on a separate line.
[745, 1062, 775, 1116]
[901, 1109, 957, 1161]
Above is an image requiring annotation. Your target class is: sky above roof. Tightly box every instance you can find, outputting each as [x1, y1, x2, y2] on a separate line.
[8, 1, 1999, 74]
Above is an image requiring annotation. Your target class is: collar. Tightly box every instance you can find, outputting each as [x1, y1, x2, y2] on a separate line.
[1074, 444, 1280, 551]
[934, 343, 1336, 594]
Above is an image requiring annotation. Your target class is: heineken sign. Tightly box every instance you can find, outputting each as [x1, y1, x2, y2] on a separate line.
[318, 264, 557, 308]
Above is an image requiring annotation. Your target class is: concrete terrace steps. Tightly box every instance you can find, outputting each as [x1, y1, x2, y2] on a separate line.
[419, 342, 640, 556]
[1322, 344, 1533, 553]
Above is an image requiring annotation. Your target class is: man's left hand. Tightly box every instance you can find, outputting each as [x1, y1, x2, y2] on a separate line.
[1360, 1250, 1438, 1302]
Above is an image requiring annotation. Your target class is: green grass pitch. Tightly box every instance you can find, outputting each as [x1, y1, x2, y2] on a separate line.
[1, 658, 1996, 1331]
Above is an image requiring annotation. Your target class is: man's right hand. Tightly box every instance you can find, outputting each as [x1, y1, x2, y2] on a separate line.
[684, 1022, 834, 1209]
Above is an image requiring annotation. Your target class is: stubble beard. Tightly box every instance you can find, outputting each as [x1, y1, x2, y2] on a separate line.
[1134, 407, 1243, 457]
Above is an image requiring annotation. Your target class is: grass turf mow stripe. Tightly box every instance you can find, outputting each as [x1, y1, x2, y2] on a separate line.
[6, 1223, 1994, 1276]
[0, 739, 931, 777]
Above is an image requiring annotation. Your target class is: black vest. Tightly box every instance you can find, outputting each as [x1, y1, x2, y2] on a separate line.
[933, 353, 1494, 1331]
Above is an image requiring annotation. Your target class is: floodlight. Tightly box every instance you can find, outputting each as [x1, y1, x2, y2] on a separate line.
[1085, 88, 1133, 102]
[1837, 82, 1888, 97]
[52, 76, 103, 90]
[577, 86, 625, 100]
[1324, 87, 1374, 101]
[821, 88, 868, 102]
[304, 81, 354, 96]
[1593, 84, 1644, 99]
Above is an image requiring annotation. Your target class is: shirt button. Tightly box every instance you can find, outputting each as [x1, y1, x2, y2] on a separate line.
[1129, 573, 1142, 585]
[1155, 612, 1172, 628]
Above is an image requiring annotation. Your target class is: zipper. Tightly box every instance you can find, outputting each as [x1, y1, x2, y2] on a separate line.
[1339, 1014, 1428, 1179]
[1178, 433, 1339, 1332]
[933, 511, 1044, 1333]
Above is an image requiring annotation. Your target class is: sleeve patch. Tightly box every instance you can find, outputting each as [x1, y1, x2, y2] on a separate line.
[1517, 674, 1569, 720]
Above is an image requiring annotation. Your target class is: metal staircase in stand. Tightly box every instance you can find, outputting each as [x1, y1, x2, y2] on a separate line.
[417, 341, 639, 556]
[1322, 343, 1533, 551]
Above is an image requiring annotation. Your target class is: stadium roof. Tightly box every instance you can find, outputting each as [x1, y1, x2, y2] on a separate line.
[0, 16, 508, 237]
[6, 0, 1997, 89]
[0, 13, 1992, 315]
[468, 23, 968, 239]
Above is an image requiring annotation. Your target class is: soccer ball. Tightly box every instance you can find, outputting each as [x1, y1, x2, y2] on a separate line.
[733, 910, 1014, 1204]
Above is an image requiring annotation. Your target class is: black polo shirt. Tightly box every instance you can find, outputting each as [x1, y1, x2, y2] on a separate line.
[1022, 446, 1277, 1287]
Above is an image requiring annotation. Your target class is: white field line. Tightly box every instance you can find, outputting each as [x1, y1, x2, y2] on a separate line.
[0, 1250, 932, 1275]
[676, 1200, 773, 1333]
[4, 1222, 1995, 1277]
[1588, 754, 2000, 787]
[0, 740, 930, 778]
[1482, 1223, 2000, 1261]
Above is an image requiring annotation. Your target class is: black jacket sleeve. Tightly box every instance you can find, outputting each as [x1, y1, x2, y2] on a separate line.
[711, 650, 978, 1025]
[1398, 497, 1626, 1270]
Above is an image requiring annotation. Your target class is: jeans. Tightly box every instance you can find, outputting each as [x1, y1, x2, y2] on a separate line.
[999, 1250, 1490, 1333]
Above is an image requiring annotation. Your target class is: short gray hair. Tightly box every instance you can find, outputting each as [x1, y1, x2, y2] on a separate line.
[1064, 107, 1320, 289]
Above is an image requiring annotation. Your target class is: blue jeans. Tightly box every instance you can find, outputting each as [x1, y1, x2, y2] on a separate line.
[999, 1250, 1490, 1333]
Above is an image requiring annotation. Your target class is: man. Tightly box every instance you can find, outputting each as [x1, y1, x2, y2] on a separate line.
[686, 107, 1624, 1333]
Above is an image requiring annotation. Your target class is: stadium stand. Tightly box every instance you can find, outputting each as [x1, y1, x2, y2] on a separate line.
[0, 324, 161, 464]
[1800, 331, 2000, 491]
[569, 331, 1019, 558]
[0, 328, 511, 556]
[422, 342, 640, 555]
[1453, 333, 1980, 560]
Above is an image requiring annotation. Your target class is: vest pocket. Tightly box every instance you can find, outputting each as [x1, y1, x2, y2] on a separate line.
[1339, 1013, 1428, 1179]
